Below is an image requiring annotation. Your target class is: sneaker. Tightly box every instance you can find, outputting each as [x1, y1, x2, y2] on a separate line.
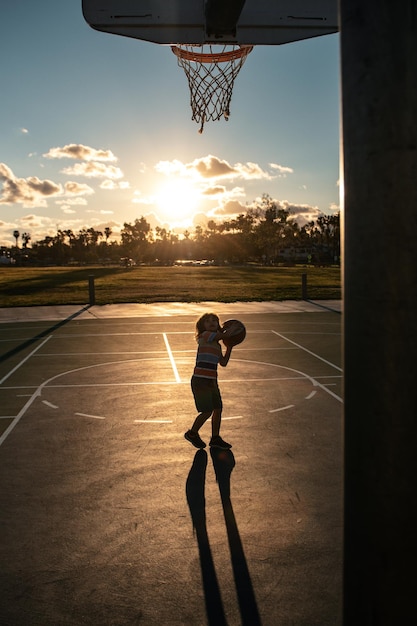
[209, 436, 232, 450]
[184, 430, 206, 449]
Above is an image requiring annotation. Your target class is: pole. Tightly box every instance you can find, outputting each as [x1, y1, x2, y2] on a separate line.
[301, 273, 308, 300]
[340, 1, 417, 623]
[88, 275, 95, 306]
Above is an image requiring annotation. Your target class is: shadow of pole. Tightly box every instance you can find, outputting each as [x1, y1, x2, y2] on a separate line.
[210, 448, 262, 626]
[186, 449, 228, 626]
[0, 305, 91, 364]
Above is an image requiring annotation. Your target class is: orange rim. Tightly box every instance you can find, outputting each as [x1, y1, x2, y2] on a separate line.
[171, 45, 253, 64]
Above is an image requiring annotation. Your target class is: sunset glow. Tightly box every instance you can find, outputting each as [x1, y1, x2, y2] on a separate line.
[155, 179, 202, 224]
[1, 3, 340, 247]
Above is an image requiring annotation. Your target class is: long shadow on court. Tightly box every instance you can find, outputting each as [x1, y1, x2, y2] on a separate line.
[0, 305, 90, 364]
[186, 449, 262, 626]
[0, 267, 127, 296]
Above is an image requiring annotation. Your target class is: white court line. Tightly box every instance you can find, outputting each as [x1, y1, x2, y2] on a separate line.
[134, 419, 173, 423]
[163, 333, 181, 383]
[223, 415, 243, 420]
[36, 351, 169, 356]
[269, 405, 294, 413]
[0, 335, 52, 385]
[42, 400, 58, 409]
[75, 412, 106, 420]
[271, 331, 342, 372]
[305, 390, 317, 399]
[0, 388, 42, 447]
[0, 350, 341, 448]
[230, 358, 343, 403]
[34, 374, 342, 389]
[40, 375, 322, 388]
[0, 336, 53, 447]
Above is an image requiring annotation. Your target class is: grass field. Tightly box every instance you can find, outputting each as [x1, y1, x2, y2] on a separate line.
[0, 265, 341, 307]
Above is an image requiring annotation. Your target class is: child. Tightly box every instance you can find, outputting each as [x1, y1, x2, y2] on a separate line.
[184, 312, 237, 450]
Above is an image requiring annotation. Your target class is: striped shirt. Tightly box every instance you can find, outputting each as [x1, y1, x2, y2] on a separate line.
[193, 331, 222, 379]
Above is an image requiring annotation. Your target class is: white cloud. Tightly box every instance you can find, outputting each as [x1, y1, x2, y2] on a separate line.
[61, 162, 124, 179]
[155, 155, 273, 182]
[269, 163, 294, 177]
[86, 209, 114, 216]
[189, 155, 237, 179]
[64, 181, 94, 196]
[212, 199, 247, 217]
[155, 159, 187, 177]
[132, 190, 155, 206]
[202, 185, 227, 197]
[100, 179, 130, 190]
[0, 211, 122, 247]
[43, 144, 117, 162]
[0, 163, 62, 208]
[55, 197, 88, 206]
[236, 161, 274, 180]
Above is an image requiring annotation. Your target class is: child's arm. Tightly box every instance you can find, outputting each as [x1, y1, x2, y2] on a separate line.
[219, 344, 233, 367]
[218, 325, 236, 367]
[207, 322, 238, 366]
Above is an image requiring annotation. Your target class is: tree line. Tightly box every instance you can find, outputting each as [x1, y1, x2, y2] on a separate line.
[5, 195, 340, 266]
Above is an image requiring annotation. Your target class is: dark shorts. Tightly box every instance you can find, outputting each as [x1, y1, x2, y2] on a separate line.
[191, 375, 223, 413]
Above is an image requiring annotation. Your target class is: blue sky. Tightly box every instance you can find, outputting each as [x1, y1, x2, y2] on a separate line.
[1, 0, 340, 247]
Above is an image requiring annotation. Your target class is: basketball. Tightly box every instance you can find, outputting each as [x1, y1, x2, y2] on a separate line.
[222, 319, 246, 347]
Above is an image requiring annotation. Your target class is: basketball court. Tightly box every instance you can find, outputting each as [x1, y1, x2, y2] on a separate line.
[1, 0, 414, 622]
[0, 302, 342, 625]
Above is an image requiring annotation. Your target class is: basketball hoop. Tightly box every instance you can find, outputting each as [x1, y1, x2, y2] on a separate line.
[171, 44, 253, 133]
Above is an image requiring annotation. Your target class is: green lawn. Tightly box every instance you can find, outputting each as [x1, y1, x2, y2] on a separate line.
[0, 265, 341, 307]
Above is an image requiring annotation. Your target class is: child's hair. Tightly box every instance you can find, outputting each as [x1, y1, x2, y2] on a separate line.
[195, 313, 220, 339]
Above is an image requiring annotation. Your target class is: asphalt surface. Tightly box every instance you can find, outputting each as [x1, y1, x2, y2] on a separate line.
[0, 302, 343, 625]
[0, 300, 342, 324]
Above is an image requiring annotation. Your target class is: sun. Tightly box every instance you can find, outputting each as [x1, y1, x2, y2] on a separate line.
[155, 179, 201, 224]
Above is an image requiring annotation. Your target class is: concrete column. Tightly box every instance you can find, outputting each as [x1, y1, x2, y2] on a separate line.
[340, 1, 417, 623]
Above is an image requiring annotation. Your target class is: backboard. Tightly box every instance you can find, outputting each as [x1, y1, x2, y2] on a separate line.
[82, 0, 338, 46]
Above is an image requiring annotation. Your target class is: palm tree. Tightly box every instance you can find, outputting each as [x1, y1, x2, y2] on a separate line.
[21, 232, 31, 248]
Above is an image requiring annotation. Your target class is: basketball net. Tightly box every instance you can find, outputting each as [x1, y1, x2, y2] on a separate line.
[171, 44, 253, 133]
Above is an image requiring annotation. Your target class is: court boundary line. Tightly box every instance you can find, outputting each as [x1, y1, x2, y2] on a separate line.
[163, 333, 181, 382]
[0, 318, 342, 446]
[0, 386, 42, 447]
[0, 336, 52, 385]
[271, 330, 342, 372]
[0, 305, 90, 363]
